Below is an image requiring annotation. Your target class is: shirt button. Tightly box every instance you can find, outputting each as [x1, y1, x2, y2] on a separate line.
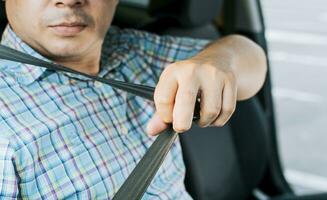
[70, 79, 77, 84]
[94, 81, 103, 88]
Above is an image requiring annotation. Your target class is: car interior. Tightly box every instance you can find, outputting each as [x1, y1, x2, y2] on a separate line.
[1, 0, 327, 199]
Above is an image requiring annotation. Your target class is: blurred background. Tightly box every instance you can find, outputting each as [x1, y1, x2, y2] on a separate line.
[262, 0, 327, 194]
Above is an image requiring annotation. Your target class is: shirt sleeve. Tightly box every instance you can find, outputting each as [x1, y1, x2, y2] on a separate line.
[141, 33, 210, 61]
[123, 28, 211, 80]
[145, 33, 211, 78]
[0, 139, 19, 199]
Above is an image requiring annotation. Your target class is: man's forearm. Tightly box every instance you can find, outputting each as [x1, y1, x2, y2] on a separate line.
[192, 35, 268, 100]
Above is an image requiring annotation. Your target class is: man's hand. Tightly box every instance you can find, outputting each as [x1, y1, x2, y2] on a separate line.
[146, 57, 237, 135]
[146, 35, 267, 136]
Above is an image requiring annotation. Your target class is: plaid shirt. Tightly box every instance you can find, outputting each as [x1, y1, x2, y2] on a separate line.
[0, 26, 209, 199]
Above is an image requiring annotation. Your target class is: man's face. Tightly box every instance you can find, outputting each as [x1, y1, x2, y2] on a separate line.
[6, 0, 118, 61]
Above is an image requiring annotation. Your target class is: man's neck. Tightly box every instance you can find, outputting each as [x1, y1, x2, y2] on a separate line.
[45, 43, 103, 76]
[54, 54, 101, 76]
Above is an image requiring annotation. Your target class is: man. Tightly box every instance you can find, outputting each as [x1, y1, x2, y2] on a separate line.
[0, 0, 267, 199]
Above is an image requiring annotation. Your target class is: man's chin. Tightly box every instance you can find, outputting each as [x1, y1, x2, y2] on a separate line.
[43, 43, 87, 61]
[36, 33, 100, 62]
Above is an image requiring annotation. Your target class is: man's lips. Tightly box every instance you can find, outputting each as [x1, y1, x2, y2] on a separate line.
[48, 22, 87, 37]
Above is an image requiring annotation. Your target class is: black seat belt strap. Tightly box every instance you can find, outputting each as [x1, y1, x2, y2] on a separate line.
[113, 128, 178, 200]
[0, 44, 198, 200]
[0, 45, 155, 100]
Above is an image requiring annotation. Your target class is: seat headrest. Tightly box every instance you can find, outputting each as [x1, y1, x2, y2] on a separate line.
[149, 0, 223, 27]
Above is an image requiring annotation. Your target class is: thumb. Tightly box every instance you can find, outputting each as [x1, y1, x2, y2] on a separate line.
[146, 112, 169, 136]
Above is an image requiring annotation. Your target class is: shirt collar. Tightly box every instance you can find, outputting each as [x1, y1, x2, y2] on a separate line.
[0, 25, 48, 85]
[0, 25, 122, 86]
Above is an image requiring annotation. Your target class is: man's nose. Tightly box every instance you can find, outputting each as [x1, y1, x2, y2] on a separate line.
[54, 0, 85, 8]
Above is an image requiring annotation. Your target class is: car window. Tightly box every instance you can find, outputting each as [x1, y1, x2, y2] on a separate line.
[262, 0, 327, 194]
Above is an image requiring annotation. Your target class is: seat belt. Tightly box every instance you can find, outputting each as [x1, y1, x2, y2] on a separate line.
[0, 44, 199, 200]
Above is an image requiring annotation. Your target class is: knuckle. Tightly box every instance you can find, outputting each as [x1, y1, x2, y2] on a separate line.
[203, 65, 219, 79]
[183, 65, 198, 79]
[163, 64, 176, 74]
[186, 89, 197, 97]
[182, 89, 197, 100]
[206, 64, 218, 74]
[201, 109, 219, 119]
[225, 71, 236, 83]
[160, 64, 177, 79]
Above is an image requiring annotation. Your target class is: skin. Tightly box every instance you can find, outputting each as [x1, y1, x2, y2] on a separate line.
[6, 0, 267, 136]
[6, 0, 118, 75]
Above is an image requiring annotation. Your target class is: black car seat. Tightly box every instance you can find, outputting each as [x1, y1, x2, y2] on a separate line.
[0, 1, 267, 200]
[0, 3, 6, 34]
[115, 0, 221, 39]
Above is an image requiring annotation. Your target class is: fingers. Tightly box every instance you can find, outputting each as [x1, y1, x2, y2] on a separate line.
[153, 62, 237, 135]
[154, 67, 178, 123]
[212, 74, 237, 127]
[146, 112, 169, 136]
[155, 63, 200, 133]
[198, 78, 224, 127]
[173, 79, 200, 133]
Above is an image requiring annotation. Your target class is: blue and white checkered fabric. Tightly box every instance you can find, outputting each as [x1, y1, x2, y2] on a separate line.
[0, 25, 209, 199]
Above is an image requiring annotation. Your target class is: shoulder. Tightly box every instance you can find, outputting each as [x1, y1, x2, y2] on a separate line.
[0, 68, 36, 147]
[101, 27, 211, 84]
[105, 26, 161, 44]
[0, 60, 19, 86]
[104, 26, 210, 53]
[102, 26, 163, 55]
[0, 66, 22, 121]
[0, 84, 42, 168]
[0, 65, 20, 125]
